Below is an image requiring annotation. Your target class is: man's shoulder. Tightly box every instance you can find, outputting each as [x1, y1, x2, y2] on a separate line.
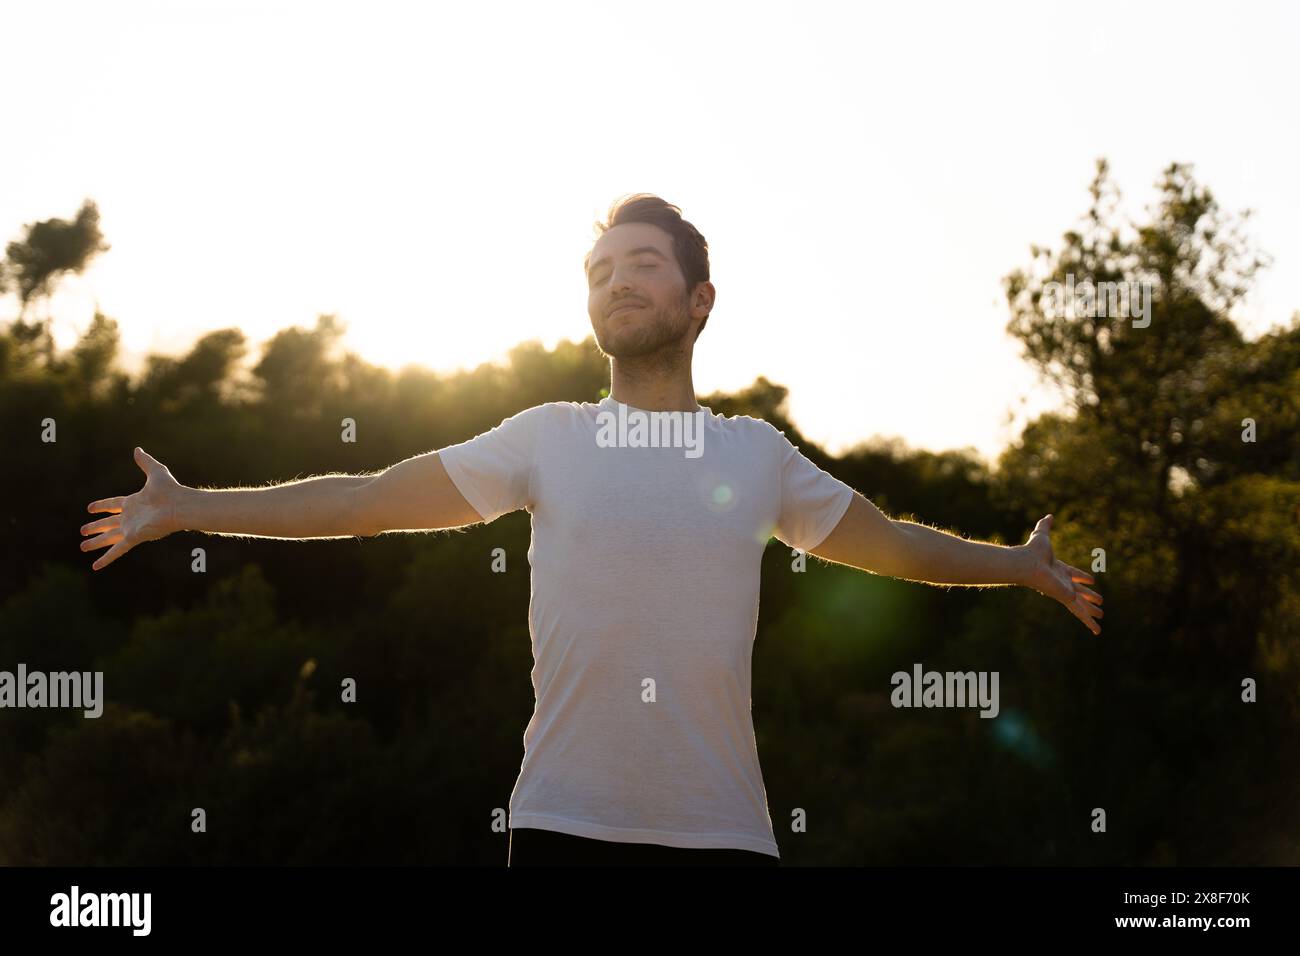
[532, 399, 595, 421]
[503, 399, 600, 434]
[506, 400, 587, 419]
[709, 408, 784, 441]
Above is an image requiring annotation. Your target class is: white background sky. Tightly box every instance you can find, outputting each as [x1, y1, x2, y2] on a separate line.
[3, 0, 1296, 464]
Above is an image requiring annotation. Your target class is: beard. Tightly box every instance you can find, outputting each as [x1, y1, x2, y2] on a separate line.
[592, 293, 693, 361]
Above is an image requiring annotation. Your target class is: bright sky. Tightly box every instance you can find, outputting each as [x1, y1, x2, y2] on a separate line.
[3, 0, 1296, 465]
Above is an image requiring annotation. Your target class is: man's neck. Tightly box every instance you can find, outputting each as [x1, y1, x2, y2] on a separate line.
[609, 356, 699, 412]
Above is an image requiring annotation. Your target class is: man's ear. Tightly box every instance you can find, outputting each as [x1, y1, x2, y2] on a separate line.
[694, 280, 716, 315]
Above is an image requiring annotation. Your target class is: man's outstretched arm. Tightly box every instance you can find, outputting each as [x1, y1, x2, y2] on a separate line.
[808, 491, 1104, 635]
[80, 446, 483, 571]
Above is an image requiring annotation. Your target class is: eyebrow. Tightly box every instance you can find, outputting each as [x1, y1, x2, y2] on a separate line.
[586, 246, 669, 277]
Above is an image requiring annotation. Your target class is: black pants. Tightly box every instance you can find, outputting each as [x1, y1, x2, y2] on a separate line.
[508, 826, 780, 867]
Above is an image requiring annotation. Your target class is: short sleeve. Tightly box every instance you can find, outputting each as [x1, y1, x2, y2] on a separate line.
[437, 404, 551, 523]
[770, 424, 855, 552]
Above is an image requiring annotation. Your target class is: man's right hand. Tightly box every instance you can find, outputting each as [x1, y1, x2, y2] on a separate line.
[80, 447, 184, 571]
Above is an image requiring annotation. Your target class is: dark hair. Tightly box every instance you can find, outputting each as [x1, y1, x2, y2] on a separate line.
[585, 193, 712, 339]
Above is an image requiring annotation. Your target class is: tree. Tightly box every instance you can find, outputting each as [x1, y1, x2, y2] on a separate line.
[4, 198, 111, 319]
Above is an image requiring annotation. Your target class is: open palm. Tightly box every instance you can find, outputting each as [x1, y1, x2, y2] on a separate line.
[80, 447, 183, 571]
[1023, 514, 1104, 635]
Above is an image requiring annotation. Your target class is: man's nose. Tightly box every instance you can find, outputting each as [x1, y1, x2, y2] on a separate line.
[608, 268, 635, 294]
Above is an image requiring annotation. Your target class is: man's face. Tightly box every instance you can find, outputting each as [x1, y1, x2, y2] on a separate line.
[586, 222, 696, 360]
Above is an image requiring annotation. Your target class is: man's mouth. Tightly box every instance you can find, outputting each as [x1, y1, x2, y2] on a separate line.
[609, 304, 642, 318]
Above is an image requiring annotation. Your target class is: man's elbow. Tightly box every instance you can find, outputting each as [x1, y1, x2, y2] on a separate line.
[346, 478, 380, 538]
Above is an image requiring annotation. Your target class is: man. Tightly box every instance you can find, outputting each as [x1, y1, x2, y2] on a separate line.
[80, 194, 1103, 867]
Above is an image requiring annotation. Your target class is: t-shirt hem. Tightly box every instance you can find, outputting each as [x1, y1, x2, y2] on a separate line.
[437, 446, 495, 523]
[801, 483, 855, 553]
[509, 812, 781, 858]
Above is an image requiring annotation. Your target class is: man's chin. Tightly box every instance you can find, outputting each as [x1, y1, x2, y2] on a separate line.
[594, 329, 647, 359]
[593, 320, 689, 360]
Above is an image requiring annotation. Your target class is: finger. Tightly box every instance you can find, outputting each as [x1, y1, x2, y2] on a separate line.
[80, 515, 120, 537]
[1073, 602, 1101, 635]
[80, 530, 122, 553]
[92, 540, 130, 571]
[87, 497, 125, 514]
[1066, 564, 1095, 585]
[1033, 514, 1054, 533]
[134, 446, 162, 475]
[1075, 585, 1103, 604]
[1075, 596, 1103, 623]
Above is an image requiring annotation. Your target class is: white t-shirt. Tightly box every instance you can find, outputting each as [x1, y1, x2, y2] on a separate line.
[437, 396, 855, 857]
